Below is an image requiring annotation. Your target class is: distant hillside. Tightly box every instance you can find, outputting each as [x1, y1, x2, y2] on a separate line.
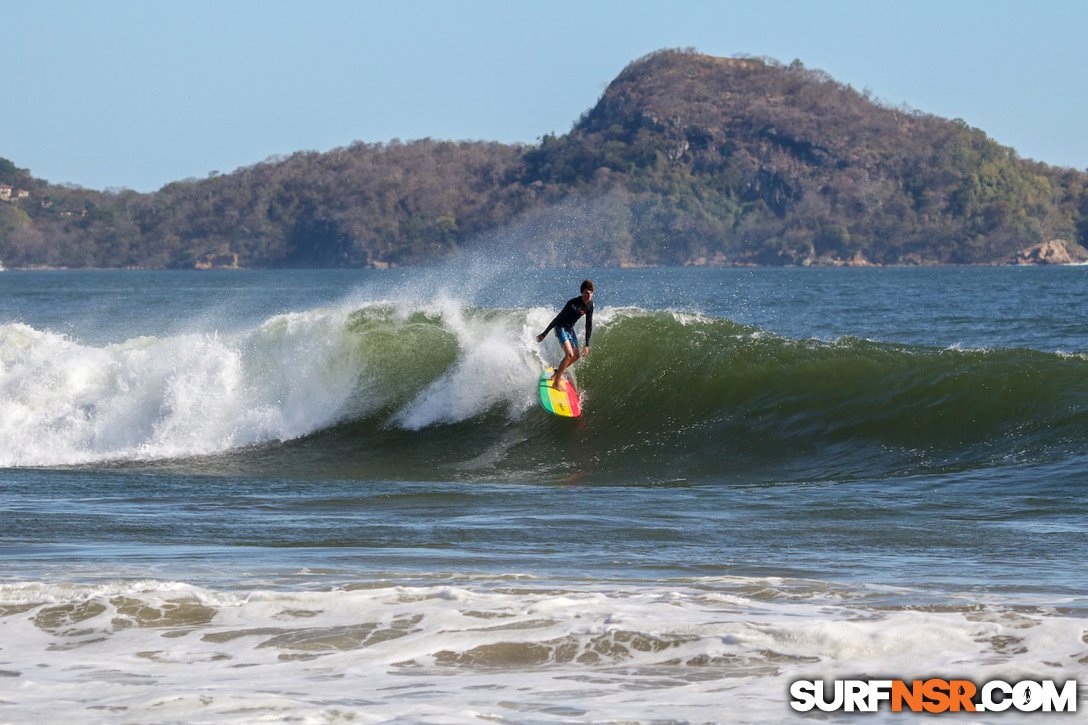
[3, 49, 1087, 268]
[528, 49, 1088, 265]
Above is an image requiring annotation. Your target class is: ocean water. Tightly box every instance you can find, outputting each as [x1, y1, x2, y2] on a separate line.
[2, 263, 1087, 723]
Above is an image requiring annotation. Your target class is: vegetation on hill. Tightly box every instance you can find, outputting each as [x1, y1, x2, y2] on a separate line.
[3, 49, 1087, 269]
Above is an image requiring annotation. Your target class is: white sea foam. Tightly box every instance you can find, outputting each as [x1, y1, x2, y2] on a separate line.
[0, 297, 580, 465]
[0, 305, 365, 466]
[392, 298, 548, 430]
[0, 577, 1084, 724]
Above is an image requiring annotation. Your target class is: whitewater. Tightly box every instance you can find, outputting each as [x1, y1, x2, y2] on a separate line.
[2, 265, 1088, 723]
[0, 299, 548, 467]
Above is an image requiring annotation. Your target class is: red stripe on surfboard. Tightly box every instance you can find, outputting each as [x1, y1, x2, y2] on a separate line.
[564, 378, 581, 416]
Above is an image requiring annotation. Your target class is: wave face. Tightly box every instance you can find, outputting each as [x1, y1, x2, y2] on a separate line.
[5, 299, 1088, 482]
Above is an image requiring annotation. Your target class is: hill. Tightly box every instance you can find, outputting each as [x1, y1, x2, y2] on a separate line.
[3, 49, 1087, 268]
[528, 50, 1088, 265]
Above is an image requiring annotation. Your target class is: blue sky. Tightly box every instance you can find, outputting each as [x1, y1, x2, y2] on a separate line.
[6, 0, 1087, 192]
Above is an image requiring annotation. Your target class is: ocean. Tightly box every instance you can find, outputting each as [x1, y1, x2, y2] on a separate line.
[1, 262, 1087, 723]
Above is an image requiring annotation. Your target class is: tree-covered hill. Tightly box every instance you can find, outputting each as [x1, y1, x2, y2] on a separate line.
[3, 49, 1087, 269]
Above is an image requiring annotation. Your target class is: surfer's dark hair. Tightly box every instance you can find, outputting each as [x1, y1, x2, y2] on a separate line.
[581, 279, 595, 293]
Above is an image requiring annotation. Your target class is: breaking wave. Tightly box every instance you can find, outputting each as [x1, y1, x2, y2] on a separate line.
[5, 297, 1088, 483]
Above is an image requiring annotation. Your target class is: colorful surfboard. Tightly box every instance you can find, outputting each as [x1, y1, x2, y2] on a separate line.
[538, 368, 581, 418]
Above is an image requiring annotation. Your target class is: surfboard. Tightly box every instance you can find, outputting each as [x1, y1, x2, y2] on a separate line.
[538, 368, 581, 418]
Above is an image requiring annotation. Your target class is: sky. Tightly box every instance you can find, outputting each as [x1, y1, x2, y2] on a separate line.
[5, 0, 1088, 193]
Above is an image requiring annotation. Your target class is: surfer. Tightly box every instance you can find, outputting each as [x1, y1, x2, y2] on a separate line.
[537, 279, 594, 389]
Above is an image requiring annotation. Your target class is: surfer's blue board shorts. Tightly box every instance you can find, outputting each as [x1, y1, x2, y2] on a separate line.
[555, 326, 579, 349]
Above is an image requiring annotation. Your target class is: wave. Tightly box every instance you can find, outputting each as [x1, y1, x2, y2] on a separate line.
[1, 576, 1083, 724]
[2, 574, 1079, 718]
[4, 299, 1088, 482]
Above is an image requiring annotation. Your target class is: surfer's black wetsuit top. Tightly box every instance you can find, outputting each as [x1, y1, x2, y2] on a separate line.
[540, 296, 593, 345]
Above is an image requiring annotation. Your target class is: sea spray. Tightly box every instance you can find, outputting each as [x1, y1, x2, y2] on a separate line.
[0, 305, 366, 466]
[392, 303, 543, 430]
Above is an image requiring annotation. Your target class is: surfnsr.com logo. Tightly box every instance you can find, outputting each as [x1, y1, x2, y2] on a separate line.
[790, 679, 1077, 713]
